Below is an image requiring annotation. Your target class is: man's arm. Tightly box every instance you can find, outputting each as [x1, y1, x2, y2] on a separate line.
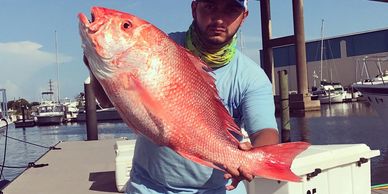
[249, 128, 279, 147]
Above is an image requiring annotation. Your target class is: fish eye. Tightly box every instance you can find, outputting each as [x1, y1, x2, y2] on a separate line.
[123, 21, 132, 29]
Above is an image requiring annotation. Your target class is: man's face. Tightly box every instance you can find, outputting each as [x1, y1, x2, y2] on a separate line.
[191, 0, 248, 49]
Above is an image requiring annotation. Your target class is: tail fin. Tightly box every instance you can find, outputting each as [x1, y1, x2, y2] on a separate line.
[251, 142, 309, 182]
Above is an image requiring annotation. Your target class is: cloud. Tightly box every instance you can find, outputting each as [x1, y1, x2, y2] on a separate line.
[0, 41, 73, 101]
[0, 41, 72, 68]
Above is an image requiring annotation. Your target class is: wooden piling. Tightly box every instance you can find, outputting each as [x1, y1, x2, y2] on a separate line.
[84, 74, 98, 141]
[278, 70, 291, 143]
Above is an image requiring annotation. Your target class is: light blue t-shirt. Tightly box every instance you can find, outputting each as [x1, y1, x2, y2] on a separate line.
[126, 32, 277, 194]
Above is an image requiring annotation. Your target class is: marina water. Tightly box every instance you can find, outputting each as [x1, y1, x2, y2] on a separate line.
[0, 101, 386, 186]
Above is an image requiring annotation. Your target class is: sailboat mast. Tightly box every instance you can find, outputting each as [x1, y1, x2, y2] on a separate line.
[320, 19, 325, 83]
[55, 30, 60, 103]
[49, 79, 53, 101]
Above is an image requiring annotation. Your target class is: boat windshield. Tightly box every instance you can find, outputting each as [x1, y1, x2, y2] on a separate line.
[312, 90, 327, 95]
[39, 105, 63, 113]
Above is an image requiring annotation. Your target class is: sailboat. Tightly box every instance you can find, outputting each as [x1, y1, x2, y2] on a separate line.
[311, 19, 347, 104]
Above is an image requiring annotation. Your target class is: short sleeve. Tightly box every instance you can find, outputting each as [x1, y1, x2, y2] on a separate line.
[241, 68, 278, 135]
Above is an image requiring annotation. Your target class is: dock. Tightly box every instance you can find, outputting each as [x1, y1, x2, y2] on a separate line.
[2, 138, 132, 194]
[1, 138, 386, 194]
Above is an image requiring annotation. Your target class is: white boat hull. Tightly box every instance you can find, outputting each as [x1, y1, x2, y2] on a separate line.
[76, 107, 122, 122]
[353, 84, 388, 122]
[319, 93, 346, 104]
[312, 82, 347, 104]
[36, 115, 64, 125]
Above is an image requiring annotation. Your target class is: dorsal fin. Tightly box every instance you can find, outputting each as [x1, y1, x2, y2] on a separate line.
[183, 48, 216, 89]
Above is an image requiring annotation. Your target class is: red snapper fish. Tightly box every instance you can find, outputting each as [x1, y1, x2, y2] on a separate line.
[79, 7, 309, 182]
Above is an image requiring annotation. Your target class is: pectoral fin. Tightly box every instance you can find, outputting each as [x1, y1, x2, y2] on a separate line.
[127, 73, 176, 136]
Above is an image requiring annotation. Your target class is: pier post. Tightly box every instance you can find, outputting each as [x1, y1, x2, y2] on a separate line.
[84, 75, 98, 141]
[278, 70, 291, 143]
[260, 0, 274, 85]
[292, 0, 308, 95]
[0, 89, 8, 119]
[21, 105, 26, 123]
[259, 0, 320, 111]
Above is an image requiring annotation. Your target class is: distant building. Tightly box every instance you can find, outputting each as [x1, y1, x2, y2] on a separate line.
[263, 27, 388, 95]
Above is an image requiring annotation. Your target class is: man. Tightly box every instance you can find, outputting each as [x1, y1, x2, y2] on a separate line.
[85, 0, 279, 193]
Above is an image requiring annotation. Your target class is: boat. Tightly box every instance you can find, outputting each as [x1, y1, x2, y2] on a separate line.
[14, 119, 35, 128]
[35, 81, 65, 126]
[62, 98, 79, 122]
[36, 98, 65, 126]
[352, 56, 388, 121]
[76, 107, 122, 122]
[14, 106, 35, 128]
[311, 81, 347, 104]
[311, 20, 347, 104]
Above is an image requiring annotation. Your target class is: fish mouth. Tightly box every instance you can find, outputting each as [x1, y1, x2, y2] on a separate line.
[79, 7, 105, 34]
[79, 7, 114, 61]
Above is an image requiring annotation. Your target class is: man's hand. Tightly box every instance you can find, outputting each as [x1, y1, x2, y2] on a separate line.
[224, 142, 254, 191]
[224, 129, 279, 190]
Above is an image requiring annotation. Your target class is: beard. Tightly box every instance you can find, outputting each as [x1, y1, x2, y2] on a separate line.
[194, 22, 237, 50]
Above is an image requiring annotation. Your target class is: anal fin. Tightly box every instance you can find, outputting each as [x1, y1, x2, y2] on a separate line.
[176, 150, 224, 172]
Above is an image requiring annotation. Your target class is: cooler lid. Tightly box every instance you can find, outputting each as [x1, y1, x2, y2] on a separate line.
[114, 139, 136, 151]
[291, 144, 380, 176]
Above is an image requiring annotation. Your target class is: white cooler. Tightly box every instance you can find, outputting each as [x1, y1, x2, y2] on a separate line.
[114, 141, 380, 194]
[114, 139, 136, 192]
[245, 144, 380, 194]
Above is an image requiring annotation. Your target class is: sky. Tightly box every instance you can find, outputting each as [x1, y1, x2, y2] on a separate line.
[1, 0, 388, 102]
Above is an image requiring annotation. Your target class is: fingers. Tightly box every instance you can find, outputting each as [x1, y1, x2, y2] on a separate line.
[224, 166, 254, 181]
[224, 166, 255, 191]
[224, 165, 240, 177]
[224, 173, 232, 180]
[236, 166, 253, 182]
[224, 142, 255, 191]
[239, 141, 253, 151]
[225, 177, 241, 191]
[240, 168, 254, 182]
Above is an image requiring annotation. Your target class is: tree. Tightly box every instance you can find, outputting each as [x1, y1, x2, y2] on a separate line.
[7, 99, 30, 114]
[30, 101, 40, 107]
[75, 92, 85, 109]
